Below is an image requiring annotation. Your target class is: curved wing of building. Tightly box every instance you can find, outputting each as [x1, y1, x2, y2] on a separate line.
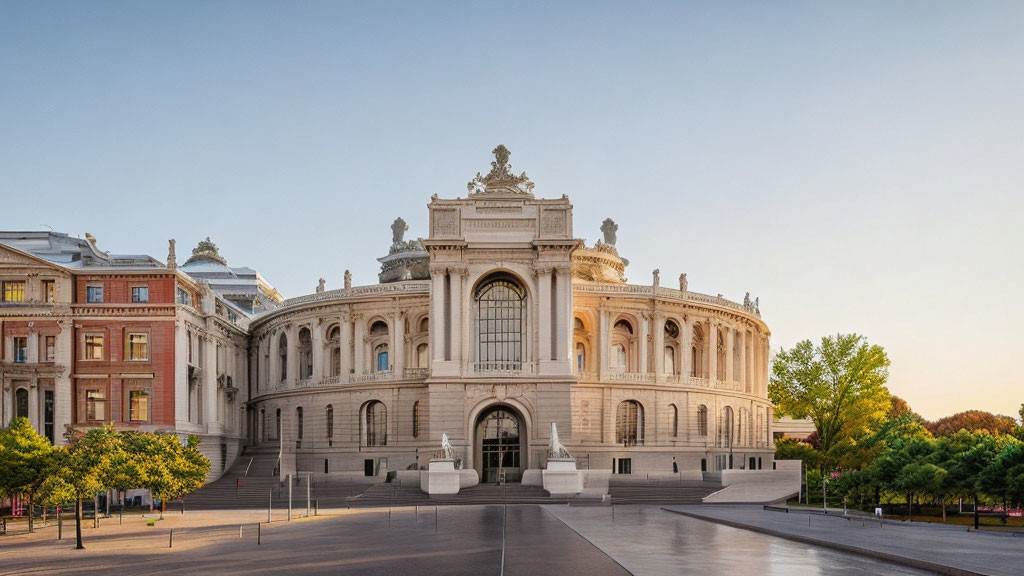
[248, 146, 774, 482]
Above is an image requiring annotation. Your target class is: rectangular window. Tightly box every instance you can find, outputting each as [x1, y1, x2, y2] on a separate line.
[131, 286, 149, 303]
[2, 281, 25, 302]
[126, 333, 148, 361]
[128, 389, 150, 422]
[13, 336, 28, 363]
[176, 287, 191, 305]
[86, 389, 107, 421]
[84, 334, 104, 360]
[45, 335, 55, 362]
[42, 280, 55, 303]
[44, 390, 55, 443]
[86, 285, 104, 303]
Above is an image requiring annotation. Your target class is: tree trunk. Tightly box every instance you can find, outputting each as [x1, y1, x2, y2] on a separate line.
[160, 499, 165, 520]
[1002, 496, 1007, 524]
[941, 497, 946, 522]
[119, 491, 123, 525]
[973, 494, 979, 530]
[75, 497, 84, 550]
[907, 492, 912, 521]
[27, 493, 35, 533]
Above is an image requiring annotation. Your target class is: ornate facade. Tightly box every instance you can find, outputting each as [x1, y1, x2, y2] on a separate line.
[248, 146, 774, 482]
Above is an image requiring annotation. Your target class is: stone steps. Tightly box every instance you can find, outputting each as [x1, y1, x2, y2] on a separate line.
[607, 481, 721, 505]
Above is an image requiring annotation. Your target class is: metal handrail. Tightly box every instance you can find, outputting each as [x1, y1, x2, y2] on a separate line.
[244, 457, 254, 477]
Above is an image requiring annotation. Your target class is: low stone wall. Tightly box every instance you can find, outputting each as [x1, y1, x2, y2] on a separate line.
[702, 464, 801, 504]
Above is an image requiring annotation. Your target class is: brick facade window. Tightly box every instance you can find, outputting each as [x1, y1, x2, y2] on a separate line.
[131, 286, 149, 303]
[42, 280, 55, 303]
[126, 333, 148, 361]
[45, 335, 55, 362]
[84, 334, 104, 360]
[85, 389, 107, 421]
[86, 285, 104, 303]
[2, 280, 25, 302]
[127, 388, 150, 423]
[13, 336, 28, 363]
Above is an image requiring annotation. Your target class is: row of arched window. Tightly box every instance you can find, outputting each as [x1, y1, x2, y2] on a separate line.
[575, 316, 746, 380]
[267, 400, 421, 448]
[613, 401, 718, 445]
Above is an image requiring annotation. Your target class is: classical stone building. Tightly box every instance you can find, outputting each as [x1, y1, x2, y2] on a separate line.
[248, 146, 774, 482]
[1, 146, 774, 484]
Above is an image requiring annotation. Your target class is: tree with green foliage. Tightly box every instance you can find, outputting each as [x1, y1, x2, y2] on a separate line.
[926, 410, 1018, 437]
[977, 436, 1024, 523]
[0, 418, 58, 533]
[40, 426, 120, 549]
[134, 433, 210, 518]
[770, 333, 891, 477]
[936, 430, 1000, 530]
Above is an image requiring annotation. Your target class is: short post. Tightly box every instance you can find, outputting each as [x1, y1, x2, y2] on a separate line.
[288, 474, 293, 522]
[181, 496, 185, 515]
[58, 508, 63, 540]
[169, 528, 173, 548]
[3, 516, 7, 535]
[258, 522, 262, 546]
[306, 474, 311, 518]
[93, 496, 99, 528]
[434, 506, 438, 533]
[268, 489, 272, 523]
[239, 525, 243, 539]
[315, 499, 319, 517]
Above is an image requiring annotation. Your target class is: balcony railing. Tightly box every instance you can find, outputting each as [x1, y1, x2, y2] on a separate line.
[575, 372, 754, 393]
[605, 371, 656, 383]
[471, 361, 534, 376]
[403, 367, 430, 379]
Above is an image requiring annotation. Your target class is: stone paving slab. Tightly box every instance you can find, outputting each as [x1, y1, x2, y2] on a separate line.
[544, 505, 936, 576]
[665, 505, 1024, 576]
[0, 505, 628, 576]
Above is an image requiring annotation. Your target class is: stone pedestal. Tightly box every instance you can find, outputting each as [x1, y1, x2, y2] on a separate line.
[542, 459, 583, 495]
[422, 459, 460, 495]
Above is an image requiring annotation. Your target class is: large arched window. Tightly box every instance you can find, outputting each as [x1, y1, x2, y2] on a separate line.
[328, 326, 341, 377]
[669, 403, 678, 438]
[697, 405, 708, 436]
[416, 343, 429, 368]
[298, 328, 313, 380]
[664, 346, 675, 374]
[15, 387, 29, 419]
[475, 275, 526, 370]
[326, 404, 334, 447]
[364, 401, 387, 447]
[374, 344, 389, 372]
[611, 319, 632, 372]
[664, 320, 680, 374]
[721, 406, 734, 448]
[278, 334, 288, 382]
[616, 400, 644, 446]
[691, 325, 704, 378]
[575, 342, 586, 373]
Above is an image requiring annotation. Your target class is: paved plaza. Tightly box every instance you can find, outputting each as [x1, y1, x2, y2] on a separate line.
[5, 503, 1008, 575]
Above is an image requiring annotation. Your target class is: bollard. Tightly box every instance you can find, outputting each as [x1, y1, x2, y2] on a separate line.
[239, 525, 243, 539]
[435, 506, 438, 533]
[288, 474, 292, 522]
[2, 517, 7, 535]
[258, 522, 262, 546]
[306, 474, 311, 518]
[268, 489, 272, 523]
[58, 508, 63, 540]
[169, 529, 173, 548]
[315, 499, 319, 517]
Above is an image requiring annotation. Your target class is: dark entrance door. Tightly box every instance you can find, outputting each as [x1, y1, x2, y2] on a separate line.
[478, 407, 522, 483]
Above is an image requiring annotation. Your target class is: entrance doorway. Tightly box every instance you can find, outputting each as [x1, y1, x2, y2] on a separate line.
[476, 406, 524, 483]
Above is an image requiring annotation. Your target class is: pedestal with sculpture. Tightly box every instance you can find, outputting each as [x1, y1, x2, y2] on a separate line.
[421, 433, 461, 495]
[542, 423, 583, 495]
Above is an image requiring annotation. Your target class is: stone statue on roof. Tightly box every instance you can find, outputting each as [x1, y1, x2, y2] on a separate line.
[167, 239, 177, 270]
[391, 217, 408, 245]
[653, 269, 660, 288]
[601, 218, 618, 246]
[317, 278, 325, 293]
[744, 292, 752, 309]
[467, 145, 535, 195]
[679, 273, 687, 293]
[344, 270, 352, 289]
[186, 236, 227, 265]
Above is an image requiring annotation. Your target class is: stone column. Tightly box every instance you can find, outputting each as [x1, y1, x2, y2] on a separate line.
[448, 270, 462, 369]
[55, 321, 73, 444]
[652, 313, 664, 378]
[555, 266, 572, 365]
[392, 311, 404, 374]
[430, 269, 445, 363]
[353, 316, 365, 376]
[725, 328, 735, 384]
[28, 379, 39, 433]
[203, 336, 219, 432]
[681, 318, 693, 379]
[598, 309, 610, 379]
[535, 267, 552, 364]
[2, 384, 11, 427]
[708, 321, 718, 382]
[27, 332, 39, 363]
[339, 312, 352, 380]
[312, 323, 324, 381]
[638, 311, 649, 374]
[738, 330, 748, 394]
[286, 325, 297, 383]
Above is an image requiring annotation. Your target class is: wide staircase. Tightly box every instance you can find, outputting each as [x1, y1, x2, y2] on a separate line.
[607, 476, 722, 505]
[181, 443, 285, 510]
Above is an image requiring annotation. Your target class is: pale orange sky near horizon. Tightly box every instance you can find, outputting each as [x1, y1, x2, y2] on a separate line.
[1, 2, 1021, 421]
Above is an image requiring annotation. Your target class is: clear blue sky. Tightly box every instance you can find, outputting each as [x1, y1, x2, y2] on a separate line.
[2, 1, 1021, 421]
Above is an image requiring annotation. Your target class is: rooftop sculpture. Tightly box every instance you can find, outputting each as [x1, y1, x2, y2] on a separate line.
[467, 145, 535, 196]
